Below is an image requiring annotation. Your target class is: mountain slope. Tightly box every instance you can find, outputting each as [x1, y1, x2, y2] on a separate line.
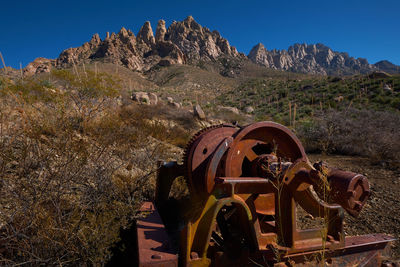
[374, 60, 400, 74]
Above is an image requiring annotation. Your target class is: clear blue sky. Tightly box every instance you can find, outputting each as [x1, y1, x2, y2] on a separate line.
[1, 0, 399, 68]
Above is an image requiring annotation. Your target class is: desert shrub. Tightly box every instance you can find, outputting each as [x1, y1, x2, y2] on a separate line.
[211, 108, 253, 126]
[0, 77, 5, 89]
[297, 108, 400, 165]
[7, 77, 62, 103]
[391, 98, 400, 110]
[118, 104, 194, 148]
[0, 71, 182, 265]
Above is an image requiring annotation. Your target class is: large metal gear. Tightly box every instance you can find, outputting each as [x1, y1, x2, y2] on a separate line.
[224, 121, 308, 178]
[183, 124, 238, 195]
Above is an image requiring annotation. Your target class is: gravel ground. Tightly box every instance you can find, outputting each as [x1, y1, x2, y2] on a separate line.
[304, 154, 400, 261]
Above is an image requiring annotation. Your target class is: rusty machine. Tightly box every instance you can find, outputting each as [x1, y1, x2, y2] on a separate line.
[136, 122, 395, 266]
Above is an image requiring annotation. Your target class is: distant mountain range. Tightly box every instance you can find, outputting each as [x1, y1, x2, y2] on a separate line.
[23, 16, 399, 76]
[248, 43, 398, 75]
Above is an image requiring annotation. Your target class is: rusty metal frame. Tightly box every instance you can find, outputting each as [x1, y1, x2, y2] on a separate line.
[136, 121, 396, 266]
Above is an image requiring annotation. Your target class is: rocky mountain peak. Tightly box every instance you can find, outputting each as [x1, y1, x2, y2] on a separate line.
[118, 27, 129, 38]
[183, 15, 202, 31]
[374, 60, 400, 73]
[184, 15, 194, 23]
[34, 16, 242, 73]
[165, 16, 240, 61]
[255, 43, 266, 50]
[248, 43, 267, 57]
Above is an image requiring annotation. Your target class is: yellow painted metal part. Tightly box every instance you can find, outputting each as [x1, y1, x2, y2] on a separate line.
[181, 161, 320, 266]
[181, 193, 253, 266]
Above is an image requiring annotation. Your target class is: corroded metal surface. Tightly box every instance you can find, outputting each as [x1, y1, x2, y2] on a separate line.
[136, 202, 178, 267]
[183, 124, 237, 195]
[139, 121, 395, 266]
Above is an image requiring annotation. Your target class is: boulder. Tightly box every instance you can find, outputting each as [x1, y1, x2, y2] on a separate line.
[23, 57, 55, 76]
[218, 106, 239, 114]
[148, 93, 158, 105]
[131, 92, 150, 104]
[167, 97, 174, 104]
[193, 104, 206, 119]
[169, 102, 181, 108]
[244, 106, 254, 114]
[383, 84, 392, 91]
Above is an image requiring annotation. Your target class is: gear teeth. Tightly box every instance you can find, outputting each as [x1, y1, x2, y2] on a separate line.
[183, 124, 234, 164]
[183, 124, 236, 193]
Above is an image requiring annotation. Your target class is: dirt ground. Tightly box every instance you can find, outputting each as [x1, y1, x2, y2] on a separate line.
[307, 154, 400, 261]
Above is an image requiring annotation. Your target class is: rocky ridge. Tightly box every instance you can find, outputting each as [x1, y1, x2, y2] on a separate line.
[248, 43, 382, 75]
[24, 16, 243, 75]
[23, 16, 399, 76]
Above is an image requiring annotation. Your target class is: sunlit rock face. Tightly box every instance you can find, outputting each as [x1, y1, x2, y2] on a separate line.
[25, 16, 398, 75]
[248, 42, 377, 75]
[44, 16, 242, 72]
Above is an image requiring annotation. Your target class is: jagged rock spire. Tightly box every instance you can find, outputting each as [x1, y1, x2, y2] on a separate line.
[137, 21, 155, 45]
[184, 15, 202, 30]
[90, 33, 101, 45]
[155, 19, 166, 42]
[118, 27, 129, 38]
[248, 43, 267, 59]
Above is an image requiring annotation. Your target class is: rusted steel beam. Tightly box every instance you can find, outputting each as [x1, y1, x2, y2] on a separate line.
[136, 202, 178, 267]
[281, 234, 395, 266]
